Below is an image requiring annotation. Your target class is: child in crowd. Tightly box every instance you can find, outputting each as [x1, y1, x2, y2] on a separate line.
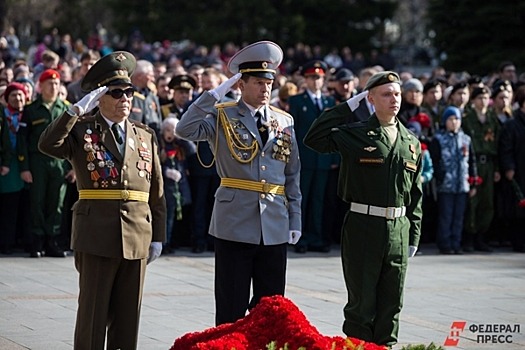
[429, 106, 478, 254]
[159, 117, 195, 254]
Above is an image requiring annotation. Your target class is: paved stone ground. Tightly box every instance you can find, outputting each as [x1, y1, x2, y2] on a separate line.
[0, 243, 524, 349]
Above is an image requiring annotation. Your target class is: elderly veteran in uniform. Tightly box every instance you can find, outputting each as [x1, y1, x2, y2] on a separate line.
[303, 71, 422, 347]
[38, 51, 166, 350]
[176, 41, 302, 325]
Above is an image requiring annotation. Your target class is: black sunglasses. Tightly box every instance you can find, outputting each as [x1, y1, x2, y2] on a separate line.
[106, 87, 135, 99]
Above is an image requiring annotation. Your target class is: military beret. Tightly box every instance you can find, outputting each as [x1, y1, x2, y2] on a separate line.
[364, 71, 401, 91]
[301, 60, 328, 76]
[334, 68, 355, 82]
[39, 69, 60, 83]
[168, 74, 197, 90]
[81, 51, 136, 92]
[402, 78, 423, 92]
[228, 41, 283, 80]
[491, 79, 512, 98]
[467, 75, 482, 85]
[470, 86, 490, 100]
[2, 82, 28, 100]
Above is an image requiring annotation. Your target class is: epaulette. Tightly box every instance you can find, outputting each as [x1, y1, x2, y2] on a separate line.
[214, 101, 238, 109]
[346, 120, 368, 129]
[77, 115, 96, 123]
[269, 105, 292, 119]
[131, 120, 154, 134]
[133, 91, 146, 100]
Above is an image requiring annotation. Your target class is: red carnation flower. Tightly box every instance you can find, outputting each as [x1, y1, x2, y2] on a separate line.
[166, 149, 177, 159]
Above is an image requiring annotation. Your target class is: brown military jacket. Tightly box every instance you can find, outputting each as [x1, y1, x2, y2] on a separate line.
[38, 111, 166, 259]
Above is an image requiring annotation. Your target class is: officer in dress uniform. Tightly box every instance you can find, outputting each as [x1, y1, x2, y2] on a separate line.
[176, 41, 302, 326]
[38, 51, 166, 350]
[303, 71, 422, 347]
[288, 60, 336, 253]
[161, 74, 197, 120]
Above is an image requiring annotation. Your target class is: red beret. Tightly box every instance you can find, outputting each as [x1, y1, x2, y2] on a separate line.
[3, 82, 28, 100]
[39, 69, 61, 83]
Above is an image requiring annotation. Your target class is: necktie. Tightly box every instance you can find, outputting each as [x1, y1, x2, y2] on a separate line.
[314, 97, 322, 113]
[255, 111, 268, 145]
[111, 123, 123, 145]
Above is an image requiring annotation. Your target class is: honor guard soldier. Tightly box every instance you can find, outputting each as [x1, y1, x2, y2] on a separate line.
[176, 41, 302, 325]
[38, 51, 166, 350]
[303, 71, 423, 347]
[161, 74, 197, 120]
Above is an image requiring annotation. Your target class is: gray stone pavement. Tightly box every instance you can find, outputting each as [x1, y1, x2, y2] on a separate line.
[0, 244, 524, 350]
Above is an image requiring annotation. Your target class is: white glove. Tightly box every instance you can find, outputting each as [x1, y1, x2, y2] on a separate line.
[165, 168, 182, 182]
[346, 90, 369, 112]
[147, 242, 163, 264]
[209, 73, 242, 101]
[409, 245, 418, 258]
[288, 230, 302, 245]
[74, 86, 108, 116]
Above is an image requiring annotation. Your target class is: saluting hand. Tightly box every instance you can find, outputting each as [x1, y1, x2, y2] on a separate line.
[346, 90, 369, 112]
[72, 86, 108, 116]
[209, 73, 242, 101]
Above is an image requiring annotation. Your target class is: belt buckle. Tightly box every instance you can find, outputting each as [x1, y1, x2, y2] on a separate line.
[121, 190, 130, 200]
[262, 183, 271, 194]
[385, 207, 396, 220]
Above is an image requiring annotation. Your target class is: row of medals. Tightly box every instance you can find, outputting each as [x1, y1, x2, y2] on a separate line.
[272, 130, 292, 163]
[83, 128, 152, 188]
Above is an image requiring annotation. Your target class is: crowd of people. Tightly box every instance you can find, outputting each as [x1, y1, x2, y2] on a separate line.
[1, 27, 525, 258]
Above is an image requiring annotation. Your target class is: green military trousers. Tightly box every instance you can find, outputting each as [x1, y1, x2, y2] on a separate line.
[465, 159, 495, 235]
[341, 210, 409, 347]
[29, 154, 66, 237]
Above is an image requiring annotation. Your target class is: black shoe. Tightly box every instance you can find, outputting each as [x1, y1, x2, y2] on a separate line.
[295, 245, 307, 254]
[462, 245, 474, 253]
[454, 249, 463, 255]
[474, 243, 493, 252]
[192, 245, 205, 254]
[162, 246, 174, 255]
[308, 245, 331, 253]
[439, 249, 454, 255]
[30, 250, 42, 258]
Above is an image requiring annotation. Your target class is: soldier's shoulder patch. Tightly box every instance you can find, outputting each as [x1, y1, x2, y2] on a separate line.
[78, 115, 96, 123]
[214, 101, 238, 109]
[133, 91, 146, 100]
[269, 105, 292, 119]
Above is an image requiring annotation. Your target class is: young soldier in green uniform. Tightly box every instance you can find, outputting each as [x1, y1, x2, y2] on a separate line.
[461, 86, 500, 252]
[304, 71, 422, 348]
[19, 69, 71, 257]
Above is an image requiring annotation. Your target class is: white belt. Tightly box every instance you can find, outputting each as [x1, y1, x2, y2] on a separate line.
[350, 202, 406, 220]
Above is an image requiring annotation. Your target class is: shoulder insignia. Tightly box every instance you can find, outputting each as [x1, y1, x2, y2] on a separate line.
[214, 101, 238, 109]
[347, 121, 367, 129]
[131, 121, 154, 134]
[78, 115, 96, 123]
[133, 91, 146, 100]
[269, 105, 292, 119]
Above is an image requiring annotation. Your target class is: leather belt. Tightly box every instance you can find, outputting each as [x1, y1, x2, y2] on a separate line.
[350, 202, 406, 220]
[220, 178, 285, 195]
[79, 189, 149, 202]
